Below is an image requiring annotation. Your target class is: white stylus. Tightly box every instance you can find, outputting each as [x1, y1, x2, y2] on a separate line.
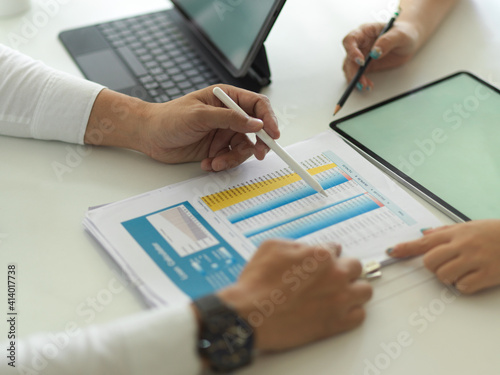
[213, 87, 328, 197]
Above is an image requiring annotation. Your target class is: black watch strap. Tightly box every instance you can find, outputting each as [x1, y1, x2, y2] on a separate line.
[194, 294, 254, 373]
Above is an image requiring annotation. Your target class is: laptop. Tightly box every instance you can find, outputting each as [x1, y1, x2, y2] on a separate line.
[59, 0, 286, 103]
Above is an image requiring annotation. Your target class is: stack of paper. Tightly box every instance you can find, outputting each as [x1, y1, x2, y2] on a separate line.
[83, 131, 442, 307]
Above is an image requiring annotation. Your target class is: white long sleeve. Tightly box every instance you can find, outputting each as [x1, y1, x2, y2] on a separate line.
[0, 44, 104, 144]
[1, 304, 202, 375]
[0, 46, 202, 374]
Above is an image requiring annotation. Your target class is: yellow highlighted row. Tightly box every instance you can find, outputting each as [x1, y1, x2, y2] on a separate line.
[201, 163, 337, 211]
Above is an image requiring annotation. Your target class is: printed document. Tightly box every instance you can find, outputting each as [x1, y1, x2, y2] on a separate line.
[83, 131, 442, 306]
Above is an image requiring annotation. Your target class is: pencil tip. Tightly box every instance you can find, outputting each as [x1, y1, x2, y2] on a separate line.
[333, 105, 341, 116]
[320, 190, 328, 197]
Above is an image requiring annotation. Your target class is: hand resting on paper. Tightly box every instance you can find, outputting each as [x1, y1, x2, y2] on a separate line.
[387, 220, 500, 294]
[212, 240, 373, 351]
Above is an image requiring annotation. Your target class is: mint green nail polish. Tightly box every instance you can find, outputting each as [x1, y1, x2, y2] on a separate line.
[420, 227, 432, 234]
[366, 86, 371, 92]
[386, 248, 394, 255]
[356, 82, 364, 91]
[355, 57, 365, 66]
[370, 47, 382, 59]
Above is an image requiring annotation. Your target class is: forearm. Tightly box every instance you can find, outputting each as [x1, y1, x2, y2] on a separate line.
[2, 305, 201, 375]
[84, 89, 150, 153]
[0, 44, 103, 144]
[398, 0, 458, 50]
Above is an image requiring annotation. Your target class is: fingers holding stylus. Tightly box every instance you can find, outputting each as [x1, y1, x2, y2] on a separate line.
[211, 85, 280, 161]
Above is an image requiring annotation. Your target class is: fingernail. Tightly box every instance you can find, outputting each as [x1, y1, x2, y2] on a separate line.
[369, 47, 382, 59]
[248, 118, 263, 130]
[386, 247, 394, 255]
[356, 82, 364, 91]
[214, 160, 227, 171]
[355, 57, 365, 66]
[420, 227, 432, 234]
[366, 86, 371, 92]
[325, 243, 342, 256]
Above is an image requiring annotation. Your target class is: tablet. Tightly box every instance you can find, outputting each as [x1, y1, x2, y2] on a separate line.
[330, 72, 500, 222]
[172, 0, 286, 77]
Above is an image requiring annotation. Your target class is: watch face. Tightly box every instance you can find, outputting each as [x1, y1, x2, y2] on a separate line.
[195, 295, 255, 372]
[221, 318, 253, 352]
[203, 313, 254, 371]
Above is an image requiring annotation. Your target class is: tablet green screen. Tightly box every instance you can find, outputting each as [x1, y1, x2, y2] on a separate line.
[334, 73, 500, 220]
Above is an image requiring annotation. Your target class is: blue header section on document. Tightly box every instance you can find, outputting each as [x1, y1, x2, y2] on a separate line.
[121, 202, 245, 299]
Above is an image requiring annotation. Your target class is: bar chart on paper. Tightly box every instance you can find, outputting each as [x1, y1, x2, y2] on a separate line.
[201, 152, 417, 257]
[85, 131, 444, 305]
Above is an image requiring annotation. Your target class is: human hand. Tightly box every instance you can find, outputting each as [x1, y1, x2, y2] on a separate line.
[342, 21, 421, 91]
[141, 84, 279, 171]
[216, 240, 373, 351]
[387, 220, 500, 294]
[85, 85, 279, 172]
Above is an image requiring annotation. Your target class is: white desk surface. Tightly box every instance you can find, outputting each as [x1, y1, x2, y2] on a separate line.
[1, 0, 500, 373]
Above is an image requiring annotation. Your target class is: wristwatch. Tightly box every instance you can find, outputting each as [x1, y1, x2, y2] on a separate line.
[194, 294, 254, 373]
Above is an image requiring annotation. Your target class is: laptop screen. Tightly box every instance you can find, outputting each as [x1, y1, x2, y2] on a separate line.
[173, 0, 284, 76]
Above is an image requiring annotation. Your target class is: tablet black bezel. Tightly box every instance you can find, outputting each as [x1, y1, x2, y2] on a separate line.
[171, 0, 286, 77]
[330, 71, 500, 222]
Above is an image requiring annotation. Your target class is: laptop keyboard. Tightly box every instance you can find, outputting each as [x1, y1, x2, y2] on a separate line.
[97, 11, 221, 102]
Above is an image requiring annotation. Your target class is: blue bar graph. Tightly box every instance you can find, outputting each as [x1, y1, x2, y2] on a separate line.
[228, 172, 348, 224]
[248, 195, 380, 246]
[243, 194, 364, 237]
